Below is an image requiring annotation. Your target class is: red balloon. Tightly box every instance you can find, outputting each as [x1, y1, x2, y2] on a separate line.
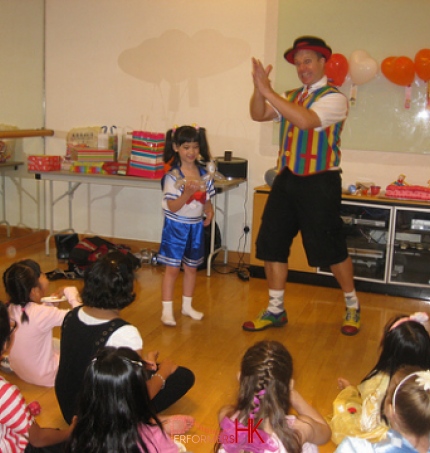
[325, 53, 349, 86]
[381, 56, 415, 86]
[415, 49, 430, 82]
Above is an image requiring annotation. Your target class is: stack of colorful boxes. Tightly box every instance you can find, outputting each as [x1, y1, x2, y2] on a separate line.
[68, 146, 115, 174]
[127, 131, 165, 179]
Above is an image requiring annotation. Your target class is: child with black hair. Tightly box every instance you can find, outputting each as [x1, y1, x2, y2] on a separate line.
[0, 300, 75, 452]
[216, 340, 331, 453]
[3, 259, 81, 386]
[330, 312, 430, 445]
[55, 251, 195, 428]
[158, 125, 215, 326]
[66, 346, 186, 453]
[336, 365, 430, 452]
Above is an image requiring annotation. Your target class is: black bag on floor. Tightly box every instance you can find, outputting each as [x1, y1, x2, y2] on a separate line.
[54, 233, 79, 260]
[67, 236, 140, 277]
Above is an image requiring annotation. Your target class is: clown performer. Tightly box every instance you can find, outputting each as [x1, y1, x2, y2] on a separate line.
[244, 36, 360, 336]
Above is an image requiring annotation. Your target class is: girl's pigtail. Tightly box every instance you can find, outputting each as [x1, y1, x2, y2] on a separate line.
[250, 389, 266, 419]
[197, 127, 211, 162]
[164, 129, 174, 164]
[21, 306, 29, 324]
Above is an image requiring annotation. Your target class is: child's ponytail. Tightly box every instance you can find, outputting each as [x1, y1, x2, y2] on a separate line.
[195, 127, 211, 163]
[3, 260, 42, 323]
[164, 128, 176, 164]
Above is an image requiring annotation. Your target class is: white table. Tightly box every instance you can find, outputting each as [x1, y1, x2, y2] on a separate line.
[0, 161, 24, 237]
[32, 170, 245, 276]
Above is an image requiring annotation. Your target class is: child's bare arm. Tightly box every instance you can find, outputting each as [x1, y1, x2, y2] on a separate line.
[290, 388, 331, 445]
[203, 200, 214, 226]
[28, 418, 76, 447]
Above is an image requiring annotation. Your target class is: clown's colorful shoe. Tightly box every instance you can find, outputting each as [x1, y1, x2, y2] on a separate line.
[242, 310, 288, 332]
[341, 307, 361, 336]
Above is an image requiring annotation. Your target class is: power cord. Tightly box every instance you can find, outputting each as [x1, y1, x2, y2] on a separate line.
[236, 226, 250, 280]
[210, 225, 250, 279]
[211, 180, 250, 281]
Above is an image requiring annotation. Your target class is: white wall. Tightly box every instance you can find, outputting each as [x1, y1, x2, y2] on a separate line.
[43, 0, 430, 252]
[0, 0, 45, 229]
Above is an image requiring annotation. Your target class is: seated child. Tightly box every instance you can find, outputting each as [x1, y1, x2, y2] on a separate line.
[66, 347, 187, 453]
[0, 300, 74, 452]
[3, 259, 81, 387]
[216, 340, 331, 453]
[55, 251, 195, 425]
[330, 312, 430, 444]
[335, 365, 430, 452]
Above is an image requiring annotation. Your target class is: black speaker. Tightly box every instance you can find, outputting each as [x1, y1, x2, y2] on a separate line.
[215, 156, 248, 180]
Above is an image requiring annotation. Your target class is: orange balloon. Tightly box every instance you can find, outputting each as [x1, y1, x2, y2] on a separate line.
[381, 56, 396, 81]
[325, 53, 349, 86]
[381, 56, 415, 86]
[415, 49, 430, 82]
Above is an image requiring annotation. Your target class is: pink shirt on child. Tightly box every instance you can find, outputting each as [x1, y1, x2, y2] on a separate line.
[8, 287, 81, 387]
[138, 424, 179, 453]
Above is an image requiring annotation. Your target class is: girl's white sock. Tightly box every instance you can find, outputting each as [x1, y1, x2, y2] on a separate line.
[161, 301, 176, 326]
[181, 296, 203, 320]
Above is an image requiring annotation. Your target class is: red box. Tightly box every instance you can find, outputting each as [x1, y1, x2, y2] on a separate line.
[28, 155, 61, 171]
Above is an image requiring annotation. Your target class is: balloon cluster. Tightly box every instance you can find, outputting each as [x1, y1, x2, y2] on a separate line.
[325, 48, 430, 108]
[325, 48, 430, 87]
[325, 50, 378, 87]
[172, 160, 225, 190]
[381, 50, 430, 87]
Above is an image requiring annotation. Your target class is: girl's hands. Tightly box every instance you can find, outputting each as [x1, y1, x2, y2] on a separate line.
[144, 350, 159, 371]
[50, 286, 67, 298]
[337, 377, 351, 390]
[146, 358, 178, 398]
[183, 180, 202, 199]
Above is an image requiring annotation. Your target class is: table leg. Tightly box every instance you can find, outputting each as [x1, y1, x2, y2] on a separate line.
[206, 190, 229, 277]
[0, 171, 11, 237]
[45, 180, 78, 255]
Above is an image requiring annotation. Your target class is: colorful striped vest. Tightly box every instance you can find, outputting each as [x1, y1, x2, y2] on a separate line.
[277, 86, 345, 176]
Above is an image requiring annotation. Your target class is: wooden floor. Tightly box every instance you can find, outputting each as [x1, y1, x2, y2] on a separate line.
[0, 234, 429, 453]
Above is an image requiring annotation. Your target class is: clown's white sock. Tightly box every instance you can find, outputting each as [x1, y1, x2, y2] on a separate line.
[344, 290, 359, 309]
[268, 289, 285, 314]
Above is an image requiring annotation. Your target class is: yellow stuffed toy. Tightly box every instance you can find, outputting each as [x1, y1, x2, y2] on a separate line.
[329, 373, 390, 445]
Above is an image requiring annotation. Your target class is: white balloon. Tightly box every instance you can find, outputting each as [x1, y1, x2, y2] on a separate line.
[349, 50, 378, 85]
